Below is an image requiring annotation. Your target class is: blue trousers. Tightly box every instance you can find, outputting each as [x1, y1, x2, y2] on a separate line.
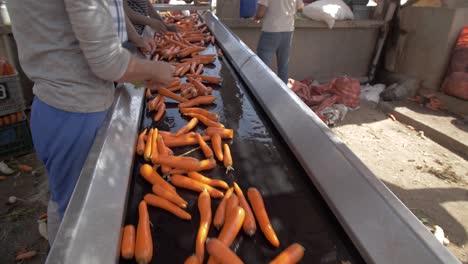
[31, 97, 108, 218]
[256, 31, 293, 84]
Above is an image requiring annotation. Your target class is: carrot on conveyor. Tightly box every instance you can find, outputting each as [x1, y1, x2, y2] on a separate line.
[185, 74, 222, 85]
[225, 194, 239, 221]
[196, 189, 212, 263]
[212, 134, 223, 162]
[152, 184, 187, 209]
[178, 95, 216, 108]
[184, 255, 200, 264]
[189, 77, 211, 95]
[223, 144, 234, 173]
[150, 128, 159, 165]
[140, 164, 176, 193]
[154, 102, 166, 122]
[269, 243, 305, 264]
[198, 158, 217, 171]
[163, 135, 211, 148]
[121, 225, 136, 260]
[170, 174, 224, 198]
[158, 88, 188, 103]
[213, 188, 234, 230]
[175, 117, 199, 136]
[169, 168, 188, 175]
[143, 128, 154, 162]
[196, 133, 214, 159]
[247, 188, 280, 247]
[188, 171, 229, 190]
[136, 128, 147, 156]
[204, 127, 234, 139]
[144, 194, 192, 220]
[157, 135, 172, 175]
[185, 113, 224, 128]
[195, 64, 204, 75]
[180, 107, 219, 122]
[206, 238, 244, 264]
[135, 201, 153, 264]
[233, 182, 257, 236]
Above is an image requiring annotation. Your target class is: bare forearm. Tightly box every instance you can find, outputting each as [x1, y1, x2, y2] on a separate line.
[255, 4, 267, 20]
[146, 0, 163, 21]
[117, 57, 165, 83]
[124, 0, 153, 26]
[126, 15, 141, 43]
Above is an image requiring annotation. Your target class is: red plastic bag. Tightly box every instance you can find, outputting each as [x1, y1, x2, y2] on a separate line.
[442, 72, 468, 100]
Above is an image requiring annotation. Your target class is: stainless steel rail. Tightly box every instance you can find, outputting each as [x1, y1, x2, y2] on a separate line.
[200, 11, 460, 264]
[46, 84, 144, 264]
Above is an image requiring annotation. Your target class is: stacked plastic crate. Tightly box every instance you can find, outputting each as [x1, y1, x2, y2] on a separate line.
[0, 59, 33, 159]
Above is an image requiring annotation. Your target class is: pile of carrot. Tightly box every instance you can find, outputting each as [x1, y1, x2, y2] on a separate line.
[121, 13, 305, 264]
[0, 111, 25, 127]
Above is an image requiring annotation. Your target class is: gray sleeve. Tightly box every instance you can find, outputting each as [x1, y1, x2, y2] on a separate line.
[64, 0, 131, 81]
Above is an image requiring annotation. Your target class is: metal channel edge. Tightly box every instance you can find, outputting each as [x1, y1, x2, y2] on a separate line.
[201, 11, 460, 264]
[46, 84, 144, 264]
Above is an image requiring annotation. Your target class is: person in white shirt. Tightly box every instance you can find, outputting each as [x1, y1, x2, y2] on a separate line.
[254, 0, 304, 83]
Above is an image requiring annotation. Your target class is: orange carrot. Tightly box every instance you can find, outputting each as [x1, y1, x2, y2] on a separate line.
[269, 243, 305, 264]
[147, 95, 160, 111]
[184, 255, 200, 264]
[199, 158, 217, 171]
[170, 174, 224, 198]
[150, 128, 159, 165]
[18, 165, 33, 172]
[140, 164, 176, 193]
[144, 128, 153, 161]
[153, 155, 200, 171]
[204, 127, 234, 139]
[223, 144, 234, 173]
[164, 135, 210, 148]
[195, 64, 204, 75]
[15, 251, 37, 261]
[176, 117, 199, 136]
[225, 194, 239, 222]
[212, 134, 223, 162]
[206, 238, 243, 264]
[144, 194, 192, 220]
[135, 201, 153, 264]
[247, 188, 279, 247]
[179, 63, 192, 76]
[180, 107, 219, 122]
[152, 184, 187, 208]
[154, 102, 166, 122]
[121, 225, 136, 259]
[196, 133, 213, 159]
[169, 168, 188, 175]
[178, 95, 216, 108]
[158, 88, 188, 103]
[196, 189, 212, 263]
[185, 113, 224, 128]
[136, 128, 148, 156]
[157, 135, 172, 175]
[213, 188, 234, 230]
[185, 74, 222, 85]
[189, 77, 210, 95]
[233, 182, 256, 236]
[188, 171, 229, 190]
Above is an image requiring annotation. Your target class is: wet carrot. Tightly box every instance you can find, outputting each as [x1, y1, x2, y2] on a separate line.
[225, 194, 239, 222]
[269, 243, 305, 264]
[176, 117, 199, 136]
[140, 164, 176, 193]
[158, 88, 188, 103]
[196, 189, 212, 263]
[204, 127, 234, 139]
[189, 77, 210, 95]
[178, 95, 216, 108]
[195, 64, 204, 75]
[212, 134, 223, 162]
[179, 63, 191, 76]
[153, 155, 200, 171]
[247, 188, 279, 247]
[170, 174, 224, 198]
[150, 128, 159, 165]
[157, 135, 172, 175]
[213, 188, 234, 230]
[180, 107, 219, 122]
[196, 133, 213, 159]
[199, 158, 217, 171]
[152, 184, 187, 209]
[135, 201, 153, 264]
[184, 255, 200, 264]
[206, 238, 243, 264]
[136, 129, 148, 156]
[185, 113, 224, 128]
[169, 168, 188, 175]
[144, 128, 154, 161]
[233, 182, 257, 236]
[154, 102, 166, 122]
[121, 225, 136, 259]
[164, 135, 211, 148]
[185, 74, 222, 85]
[188, 171, 228, 190]
[190, 62, 197, 74]
[223, 144, 234, 173]
[206, 206, 245, 264]
[144, 194, 192, 220]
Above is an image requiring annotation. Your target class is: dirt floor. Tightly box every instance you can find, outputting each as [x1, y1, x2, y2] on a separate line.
[0, 103, 466, 263]
[331, 103, 468, 263]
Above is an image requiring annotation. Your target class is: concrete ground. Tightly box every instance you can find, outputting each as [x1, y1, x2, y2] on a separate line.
[331, 103, 468, 263]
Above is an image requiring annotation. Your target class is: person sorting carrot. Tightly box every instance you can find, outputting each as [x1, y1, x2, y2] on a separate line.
[125, 0, 177, 35]
[6, 0, 173, 245]
[253, 0, 304, 83]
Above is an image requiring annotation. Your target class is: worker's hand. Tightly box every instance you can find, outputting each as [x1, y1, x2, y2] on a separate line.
[149, 20, 168, 35]
[252, 17, 261, 24]
[135, 36, 155, 55]
[145, 61, 174, 89]
[166, 24, 178, 32]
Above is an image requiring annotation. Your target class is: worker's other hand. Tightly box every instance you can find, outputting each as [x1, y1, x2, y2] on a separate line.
[145, 61, 174, 89]
[135, 37, 155, 55]
[251, 17, 261, 24]
[150, 20, 168, 34]
[166, 24, 178, 32]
